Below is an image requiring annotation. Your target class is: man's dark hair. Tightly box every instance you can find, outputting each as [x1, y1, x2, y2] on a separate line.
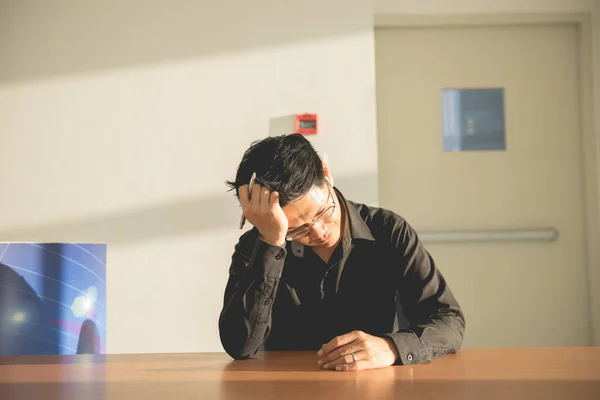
[225, 133, 325, 207]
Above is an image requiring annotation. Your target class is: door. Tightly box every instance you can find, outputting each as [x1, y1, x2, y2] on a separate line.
[375, 23, 591, 347]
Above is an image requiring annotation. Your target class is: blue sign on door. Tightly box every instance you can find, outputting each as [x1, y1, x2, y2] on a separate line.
[441, 88, 506, 152]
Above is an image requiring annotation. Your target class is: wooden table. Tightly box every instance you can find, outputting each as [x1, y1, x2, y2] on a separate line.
[1, 348, 599, 399]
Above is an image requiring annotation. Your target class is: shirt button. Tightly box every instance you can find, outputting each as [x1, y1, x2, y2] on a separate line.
[275, 253, 283, 260]
[265, 298, 272, 305]
[407, 354, 413, 362]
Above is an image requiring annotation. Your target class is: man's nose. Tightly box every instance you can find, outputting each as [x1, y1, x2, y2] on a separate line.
[308, 221, 327, 240]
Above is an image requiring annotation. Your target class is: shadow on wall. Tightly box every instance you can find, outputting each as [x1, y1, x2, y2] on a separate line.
[0, 173, 378, 245]
[0, 0, 371, 84]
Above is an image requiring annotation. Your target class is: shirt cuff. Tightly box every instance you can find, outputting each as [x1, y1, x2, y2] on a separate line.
[251, 238, 286, 278]
[381, 331, 430, 365]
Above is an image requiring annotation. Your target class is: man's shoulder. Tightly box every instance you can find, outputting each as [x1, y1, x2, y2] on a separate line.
[347, 200, 409, 238]
[346, 200, 421, 252]
[348, 200, 406, 224]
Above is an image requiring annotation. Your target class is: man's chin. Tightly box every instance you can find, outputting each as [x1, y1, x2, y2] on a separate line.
[313, 233, 339, 248]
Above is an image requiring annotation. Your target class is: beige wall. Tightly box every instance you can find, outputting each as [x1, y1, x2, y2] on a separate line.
[0, 0, 379, 353]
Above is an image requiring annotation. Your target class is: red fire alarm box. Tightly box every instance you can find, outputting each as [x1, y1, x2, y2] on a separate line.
[296, 114, 318, 135]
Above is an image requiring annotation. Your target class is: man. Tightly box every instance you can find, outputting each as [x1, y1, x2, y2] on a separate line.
[219, 133, 465, 371]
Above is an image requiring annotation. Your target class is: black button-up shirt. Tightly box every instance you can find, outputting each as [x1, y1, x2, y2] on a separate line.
[219, 187, 465, 365]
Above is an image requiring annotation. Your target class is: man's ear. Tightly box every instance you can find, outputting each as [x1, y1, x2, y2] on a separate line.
[322, 161, 334, 186]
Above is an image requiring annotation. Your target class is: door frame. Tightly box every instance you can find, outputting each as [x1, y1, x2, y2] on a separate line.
[374, 12, 600, 346]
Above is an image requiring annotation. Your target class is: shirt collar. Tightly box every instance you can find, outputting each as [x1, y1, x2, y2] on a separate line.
[334, 187, 375, 243]
[290, 186, 374, 258]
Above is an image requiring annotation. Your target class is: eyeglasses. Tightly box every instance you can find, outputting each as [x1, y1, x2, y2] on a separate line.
[286, 184, 336, 241]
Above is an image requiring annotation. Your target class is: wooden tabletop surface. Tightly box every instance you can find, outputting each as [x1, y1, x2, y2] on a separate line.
[1, 348, 599, 399]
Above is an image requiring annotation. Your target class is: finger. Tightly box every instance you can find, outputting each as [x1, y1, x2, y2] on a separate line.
[270, 192, 280, 209]
[260, 187, 271, 207]
[322, 350, 367, 370]
[250, 183, 262, 201]
[335, 360, 368, 372]
[318, 330, 364, 356]
[250, 184, 262, 211]
[318, 341, 364, 366]
[239, 185, 250, 208]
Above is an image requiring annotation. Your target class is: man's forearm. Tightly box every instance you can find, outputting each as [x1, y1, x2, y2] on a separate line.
[391, 220, 466, 365]
[218, 238, 286, 359]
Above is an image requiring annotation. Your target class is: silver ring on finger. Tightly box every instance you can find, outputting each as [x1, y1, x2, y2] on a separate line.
[351, 352, 358, 362]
